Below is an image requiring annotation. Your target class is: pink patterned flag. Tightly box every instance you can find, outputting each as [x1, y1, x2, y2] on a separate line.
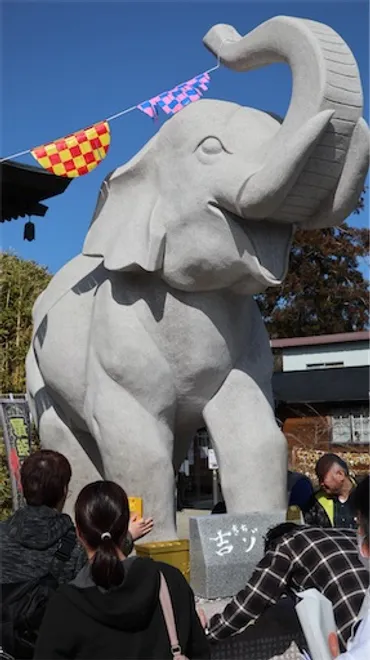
[137, 72, 211, 118]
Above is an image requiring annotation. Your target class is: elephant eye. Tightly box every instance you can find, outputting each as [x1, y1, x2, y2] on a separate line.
[199, 137, 224, 155]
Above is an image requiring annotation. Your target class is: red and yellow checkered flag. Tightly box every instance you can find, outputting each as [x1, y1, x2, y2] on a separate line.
[31, 121, 111, 177]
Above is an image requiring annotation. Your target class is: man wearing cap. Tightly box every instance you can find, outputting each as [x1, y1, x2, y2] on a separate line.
[303, 453, 357, 529]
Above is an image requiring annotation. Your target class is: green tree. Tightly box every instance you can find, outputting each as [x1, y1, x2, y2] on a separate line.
[0, 252, 51, 393]
[257, 222, 369, 338]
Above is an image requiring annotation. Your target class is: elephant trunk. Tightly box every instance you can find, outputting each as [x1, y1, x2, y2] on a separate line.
[204, 17, 369, 228]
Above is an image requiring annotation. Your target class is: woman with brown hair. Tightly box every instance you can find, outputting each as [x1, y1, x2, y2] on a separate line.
[34, 480, 209, 659]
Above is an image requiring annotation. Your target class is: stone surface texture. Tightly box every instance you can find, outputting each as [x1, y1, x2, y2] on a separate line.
[26, 16, 369, 541]
[190, 511, 286, 598]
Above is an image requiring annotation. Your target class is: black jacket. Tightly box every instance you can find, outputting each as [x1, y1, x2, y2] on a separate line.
[0, 505, 85, 585]
[0, 505, 134, 586]
[303, 492, 333, 528]
[303, 482, 357, 529]
[34, 557, 210, 659]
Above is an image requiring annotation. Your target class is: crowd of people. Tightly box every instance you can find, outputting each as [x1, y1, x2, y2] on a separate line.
[0, 449, 369, 659]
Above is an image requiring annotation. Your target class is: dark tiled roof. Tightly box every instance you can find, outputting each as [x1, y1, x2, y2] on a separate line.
[1, 160, 71, 222]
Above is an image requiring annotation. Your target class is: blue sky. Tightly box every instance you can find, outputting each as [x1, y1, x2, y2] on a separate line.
[1, 0, 369, 274]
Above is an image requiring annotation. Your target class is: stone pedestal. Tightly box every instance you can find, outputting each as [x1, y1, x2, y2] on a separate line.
[190, 511, 286, 599]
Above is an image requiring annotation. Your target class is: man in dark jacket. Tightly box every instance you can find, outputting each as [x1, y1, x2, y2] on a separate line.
[303, 454, 357, 529]
[1, 450, 84, 585]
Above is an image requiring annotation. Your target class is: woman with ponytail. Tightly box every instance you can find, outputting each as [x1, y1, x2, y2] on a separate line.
[34, 481, 209, 659]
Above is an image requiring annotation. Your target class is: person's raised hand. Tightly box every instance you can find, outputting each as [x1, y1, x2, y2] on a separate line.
[328, 632, 340, 658]
[129, 515, 154, 541]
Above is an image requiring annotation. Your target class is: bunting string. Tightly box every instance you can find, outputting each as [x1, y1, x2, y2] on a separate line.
[0, 62, 220, 177]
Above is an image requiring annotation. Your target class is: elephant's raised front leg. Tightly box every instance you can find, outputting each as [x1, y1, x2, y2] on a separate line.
[203, 367, 287, 513]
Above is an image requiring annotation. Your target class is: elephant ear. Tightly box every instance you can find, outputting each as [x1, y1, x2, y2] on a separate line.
[83, 142, 166, 272]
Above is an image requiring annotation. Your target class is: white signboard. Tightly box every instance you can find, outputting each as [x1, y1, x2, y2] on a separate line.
[208, 448, 218, 470]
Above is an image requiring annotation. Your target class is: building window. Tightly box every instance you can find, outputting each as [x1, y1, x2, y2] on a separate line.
[306, 362, 344, 370]
[332, 408, 370, 444]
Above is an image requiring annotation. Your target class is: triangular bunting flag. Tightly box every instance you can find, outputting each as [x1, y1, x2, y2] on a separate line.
[182, 72, 211, 92]
[137, 71, 212, 118]
[136, 100, 160, 119]
[31, 121, 111, 177]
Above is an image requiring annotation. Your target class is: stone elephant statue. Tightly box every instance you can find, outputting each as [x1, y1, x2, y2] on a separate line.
[26, 16, 369, 540]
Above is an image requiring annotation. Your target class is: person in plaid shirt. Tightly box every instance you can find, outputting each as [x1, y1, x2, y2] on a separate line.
[207, 523, 369, 652]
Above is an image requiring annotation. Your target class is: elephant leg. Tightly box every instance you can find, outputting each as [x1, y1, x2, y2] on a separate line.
[203, 368, 287, 513]
[37, 403, 103, 518]
[86, 376, 178, 542]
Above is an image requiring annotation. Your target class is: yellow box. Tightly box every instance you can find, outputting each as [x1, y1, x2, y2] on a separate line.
[135, 539, 190, 582]
[128, 497, 143, 517]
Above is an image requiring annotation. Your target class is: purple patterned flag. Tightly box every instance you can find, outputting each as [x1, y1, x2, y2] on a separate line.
[137, 72, 211, 119]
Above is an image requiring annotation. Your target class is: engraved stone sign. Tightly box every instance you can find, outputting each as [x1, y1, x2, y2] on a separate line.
[190, 511, 286, 599]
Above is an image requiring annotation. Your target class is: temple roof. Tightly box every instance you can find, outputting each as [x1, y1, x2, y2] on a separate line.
[1, 160, 71, 223]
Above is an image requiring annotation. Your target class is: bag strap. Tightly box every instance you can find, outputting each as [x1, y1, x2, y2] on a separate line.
[159, 572, 182, 658]
[55, 528, 76, 562]
[49, 528, 76, 580]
